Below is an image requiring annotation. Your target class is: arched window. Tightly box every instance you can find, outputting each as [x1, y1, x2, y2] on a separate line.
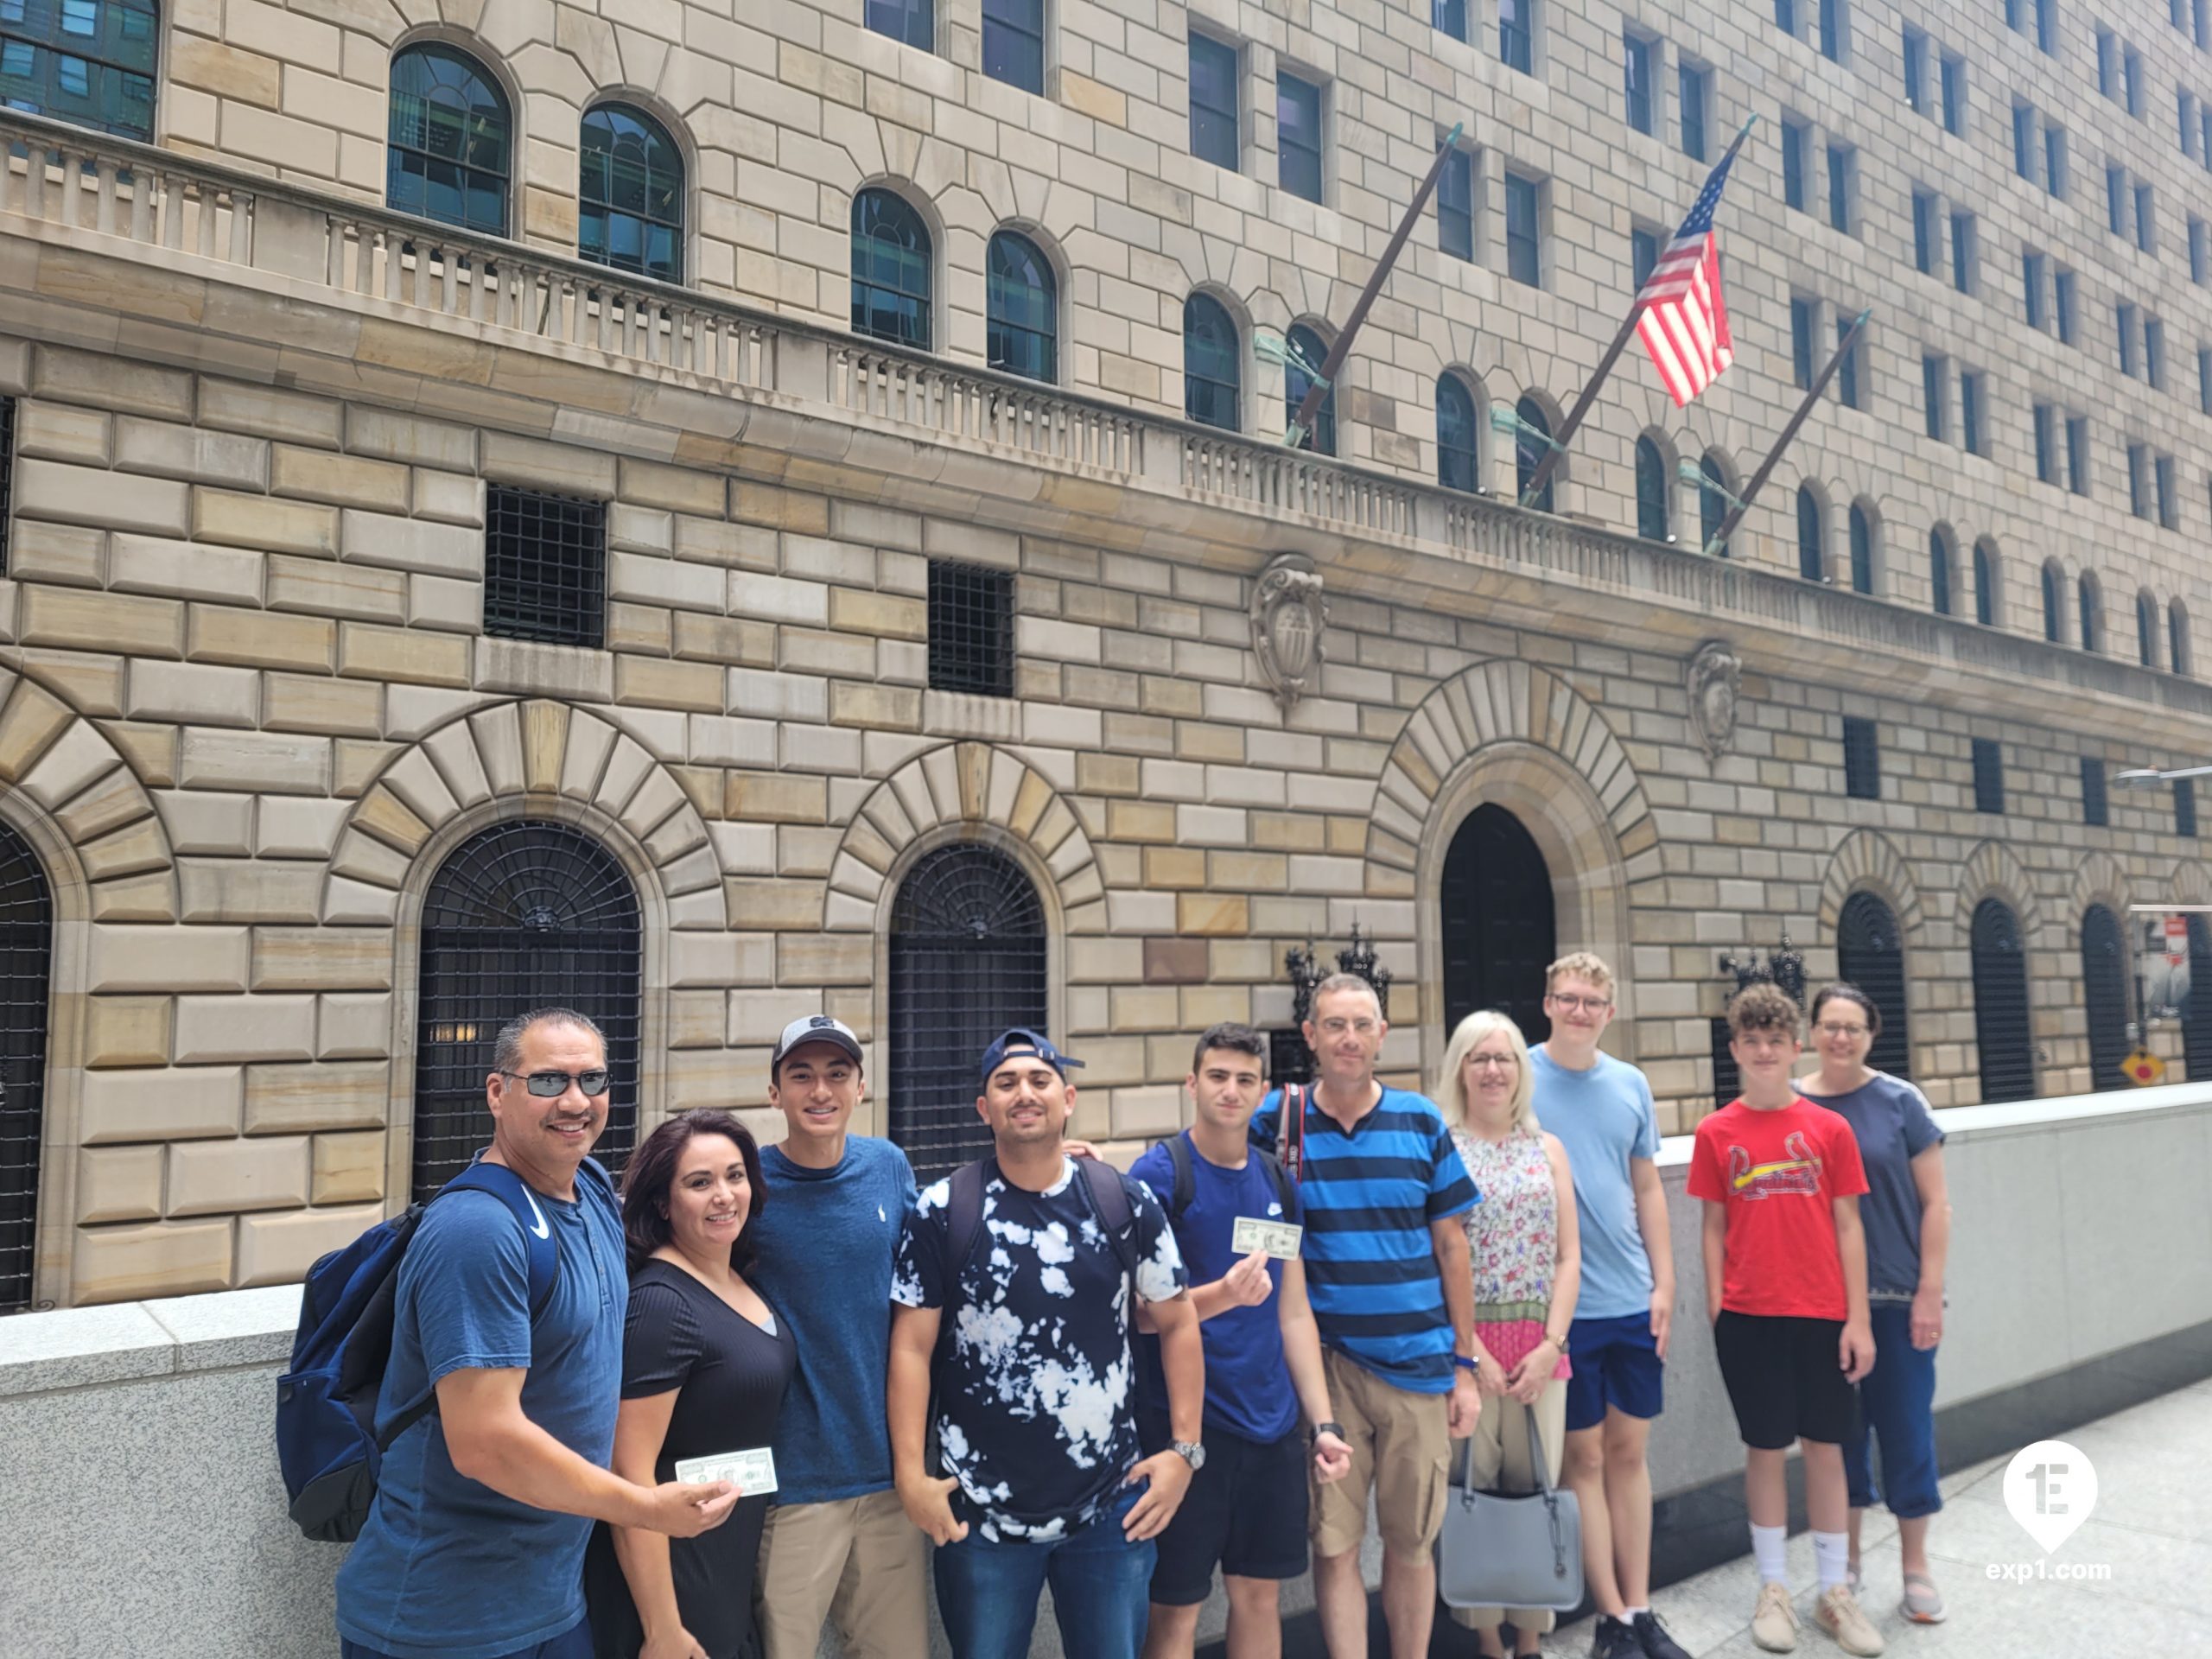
[0, 819, 51, 1313]
[1699, 454, 1732, 555]
[1973, 539, 1997, 626]
[1847, 502, 1875, 593]
[1837, 891, 1910, 1078]
[2138, 591, 2159, 667]
[1796, 485, 1824, 581]
[1183, 293, 1239, 430]
[986, 230, 1057, 382]
[414, 821, 642, 1199]
[1516, 397, 1554, 511]
[1929, 527, 1954, 616]
[1970, 897, 2035, 1103]
[2041, 562, 2063, 642]
[1286, 322, 1336, 454]
[1438, 375, 1482, 493]
[0, 0, 156, 140]
[889, 843, 1047, 1181]
[578, 104, 683, 282]
[851, 188, 933, 350]
[1440, 804, 1554, 1041]
[2082, 904, 2129, 1091]
[2173, 601, 2194, 677]
[2078, 572, 2101, 652]
[388, 43, 512, 237]
[1635, 436, 1669, 541]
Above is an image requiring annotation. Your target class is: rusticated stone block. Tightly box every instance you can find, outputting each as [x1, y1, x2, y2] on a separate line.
[75, 1144, 165, 1224]
[310, 1130, 386, 1204]
[166, 1135, 311, 1216]
[236, 1203, 383, 1287]
[71, 1217, 232, 1304]
[242, 1058, 390, 1134]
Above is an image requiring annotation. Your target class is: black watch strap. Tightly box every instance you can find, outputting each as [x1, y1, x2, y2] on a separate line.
[1312, 1420, 1346, 1443]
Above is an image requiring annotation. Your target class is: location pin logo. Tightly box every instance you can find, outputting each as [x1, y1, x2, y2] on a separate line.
[2003, 1440, 2096, 1555]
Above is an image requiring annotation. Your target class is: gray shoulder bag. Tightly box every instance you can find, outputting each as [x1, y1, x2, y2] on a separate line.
[1434, 1406, 1585, 1612]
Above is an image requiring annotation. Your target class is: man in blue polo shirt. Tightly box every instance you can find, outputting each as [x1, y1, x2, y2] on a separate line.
[1249, 974, 1481, 1659]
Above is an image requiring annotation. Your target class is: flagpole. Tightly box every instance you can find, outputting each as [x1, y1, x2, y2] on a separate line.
[1707, 308, 1870, 553]
[1285, 123, 1464, 448]
[1517, 114, 1757, 508]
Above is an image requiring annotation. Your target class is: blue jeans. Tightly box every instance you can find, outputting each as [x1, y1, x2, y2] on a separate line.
[340, 1615, 590, 1659]
[933, 1486, 1154, 1659]
[1843, 1301, 1943, 1520]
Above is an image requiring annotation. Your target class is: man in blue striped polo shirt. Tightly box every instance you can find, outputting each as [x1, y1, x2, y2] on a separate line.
[1249, 972, 1482, 1659]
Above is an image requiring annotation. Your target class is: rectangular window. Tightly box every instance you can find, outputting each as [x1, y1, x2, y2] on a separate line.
[2137, 183, 2157, 252]
[1842, 716, 1880, 799]
[927, 560, 1016, 696]
[1276, 70, 1324, 203]
[483, 486, 607, 649]
[2126, 48, 2145, 117]
[1782, 118, 1808, 211]
[1911, 188, 1937, 274]
[1632, 224, 1662, 287]
[2056, 267, 2077, 342]
[2033, 402, 2057, 482]
[866, 0, 933, 50]
[1504, 170, 1541, 287]
[2129, 442, 2150, 518]
[1791, 296, 1817, 389]
[2013, 101, 2036, 176]
[1961, 370, 1984, 454]
[1680, 62, 1708, 161]
[2099, 29, 2119, 99]
[1438, 142, 1475, 263]
[2108, 163, 2129, 236]
[1624, 31, 1655, 135]
[2159, 453, 2180, 526]
[1949, 210, 1974, 293]
[1188, 32, 1240, 170]
[2119, 302, 2139, 376]
[1973, 737, 2004, 815]
[2037, 0, 2057, 53]
[2067, 415, 2090, 493]
[1776, 0, 1796, 34]
[2024, 249, 2046, 328]
[1818, 0, 1843, 61]
[2195, 218, 2209, 283]
[2082, 756, 2108, 826]
[2180, 778, 2199, 838]
[1499, 0, 1533, 73]
[2183, 89, 2197, 156]
[1836, 317, 1862, 409]
[1903, 26, 1928, 111]
[2202, 346, 2212, 414]
[1940, 53, 1965, 135]
[2147, 316, 2166, 388]
[981, 0, 1046, 96]
[2203, 108, 2212, 171]
[1827, 142, 1853, 232]
[1923, 353, 1947, 440]
[1433, 0, 1467, 39]
[2045, 124, 2067, 196]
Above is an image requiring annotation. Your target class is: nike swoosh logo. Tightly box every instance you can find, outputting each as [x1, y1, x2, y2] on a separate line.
[523, 1189, 550, 1239]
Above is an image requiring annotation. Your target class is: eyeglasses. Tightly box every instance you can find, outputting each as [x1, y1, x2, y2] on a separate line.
[1548, 994, 1611, 1013]
[1465, 1053, 1519, 1070]
[1815, 1023, 1871, 1039]
[501, 1068, 613, 1098]
[1316, 1017, 1379, 1036]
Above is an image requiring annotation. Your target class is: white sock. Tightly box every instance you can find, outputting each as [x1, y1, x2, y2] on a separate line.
[1751, 1522, 1789, 1585]
[1620, 1607, 1649, 1620]
[1813, 1529, 1850, 1592]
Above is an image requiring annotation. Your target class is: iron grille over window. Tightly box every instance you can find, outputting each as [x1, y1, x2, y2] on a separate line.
[0, 397, 15, 575]
[388, 43, 512, 237]
[1710, 1016, 1740, 1110]
[2082, 905, 2129, 1090]
[412, 821, 641, 1201]
[1842, 715, 1879, 799]
[2082, 756, 2108, 826]
[2180, 778, 2199, 838]
[1184, 294, 1239, 430]
[483, 486, 606, 648]
[1837, 892, 1910, 1077]
[578, 104, 683, 283]
[889, 844, 1047, 1181]
[0, 819, 50, 1313]
[1971, 898, 2034, 1103]
[1972, 737, 2004, 814]
[2190, 918, 2212, 1081]
[928, 560, 1014, 696]
[0, 0, 155, 142]
[1268, 1027, 1315, 1088]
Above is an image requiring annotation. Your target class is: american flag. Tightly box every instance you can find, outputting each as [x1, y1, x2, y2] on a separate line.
[1635, 143, 1743, 406]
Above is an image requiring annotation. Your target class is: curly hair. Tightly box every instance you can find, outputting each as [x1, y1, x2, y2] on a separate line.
[1726, 982, 1803, 1038]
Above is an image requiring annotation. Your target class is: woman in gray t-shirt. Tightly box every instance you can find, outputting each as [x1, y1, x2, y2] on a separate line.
[1798, 983, 1952, 1627]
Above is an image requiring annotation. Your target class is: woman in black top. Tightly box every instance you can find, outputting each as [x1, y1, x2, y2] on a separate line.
[588, 1110, 797, 1659]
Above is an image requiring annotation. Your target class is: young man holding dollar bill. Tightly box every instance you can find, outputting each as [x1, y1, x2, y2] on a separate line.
[1128, 1022, 1352, 1659]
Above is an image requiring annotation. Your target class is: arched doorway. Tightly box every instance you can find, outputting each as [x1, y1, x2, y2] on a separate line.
[2188, 916, 2212, 1081]
[1439, 804, 1555, 1043]
[1836, 891, 1911, 1078]
[2081, 904, 2129, 1091]
[0, 820, 52, 1313]
[1970, 898, 2035, 1103]
[413, 821, 643, 1199]
[889, 842, 1048, 1182]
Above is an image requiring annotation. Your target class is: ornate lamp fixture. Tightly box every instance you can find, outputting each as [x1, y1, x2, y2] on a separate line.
[1286, 922, 1393, 1024]
[1718, 925, 1807, 1008]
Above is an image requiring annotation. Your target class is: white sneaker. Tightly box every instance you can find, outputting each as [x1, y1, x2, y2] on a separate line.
[1751, 1580, 1800, 1652]
[1814, 1584, 1885, 1656]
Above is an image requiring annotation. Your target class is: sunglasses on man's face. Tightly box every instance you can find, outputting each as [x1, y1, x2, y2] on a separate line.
[501, 1068, 613, 1098]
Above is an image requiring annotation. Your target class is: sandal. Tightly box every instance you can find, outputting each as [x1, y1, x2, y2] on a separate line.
[1902, 1571, 1947, 1624]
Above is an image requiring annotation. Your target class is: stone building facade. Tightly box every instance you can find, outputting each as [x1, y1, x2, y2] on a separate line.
[2, 0, 2210, 1308]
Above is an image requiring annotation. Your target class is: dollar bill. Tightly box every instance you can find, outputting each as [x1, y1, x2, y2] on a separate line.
[674, 1446, 778, 1495]
[1230, 1217, 1303, 1260]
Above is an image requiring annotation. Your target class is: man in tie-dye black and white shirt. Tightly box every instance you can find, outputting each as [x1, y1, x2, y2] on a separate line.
[887, 1029, 1204, 1659]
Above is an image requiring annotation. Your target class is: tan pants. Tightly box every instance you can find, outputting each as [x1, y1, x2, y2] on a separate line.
[1446, 1379, 1570, 1636]
[1311, 1346, 1452, 1558]
[755, 1488, 927, 1659]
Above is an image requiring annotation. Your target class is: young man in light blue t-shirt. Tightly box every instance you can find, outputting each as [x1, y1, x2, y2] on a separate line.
[1528, 955, 1688, 1659]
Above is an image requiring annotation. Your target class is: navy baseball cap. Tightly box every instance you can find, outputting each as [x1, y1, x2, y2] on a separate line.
[772, 1014, 864, 1076]
[978, 1028, 1085, 1083]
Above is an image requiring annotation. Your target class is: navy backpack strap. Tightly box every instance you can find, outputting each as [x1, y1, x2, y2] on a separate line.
[1164, 1132, 1195, 1224]
[440, 1161, 561, 1319]
[1254, 1146, 1293, 1217]
[940, 1160, 990, 1310]
[1076, 1155, 1140, 1283]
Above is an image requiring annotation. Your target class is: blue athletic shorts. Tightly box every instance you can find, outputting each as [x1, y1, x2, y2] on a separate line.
[1564, 1311, 1664, 1431]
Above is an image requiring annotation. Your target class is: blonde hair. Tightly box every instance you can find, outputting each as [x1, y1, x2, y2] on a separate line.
[1545, 951, 1616, 998]
[1435, 1010, 1537, 1132]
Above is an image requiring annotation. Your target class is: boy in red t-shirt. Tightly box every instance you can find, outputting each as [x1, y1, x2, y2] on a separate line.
[1688, 985, 1881, 1656]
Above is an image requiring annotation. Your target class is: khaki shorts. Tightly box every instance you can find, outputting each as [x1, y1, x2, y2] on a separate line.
[1310, 1346, 1452, 1559]
[755, 1488, 927, 1659]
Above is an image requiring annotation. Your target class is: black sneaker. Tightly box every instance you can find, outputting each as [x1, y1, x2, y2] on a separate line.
[1589, 1617, 1641, 1659]
[1632, 1611, 1692, 1659]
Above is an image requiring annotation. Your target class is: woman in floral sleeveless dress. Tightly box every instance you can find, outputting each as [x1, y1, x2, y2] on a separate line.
[1437, 1009, 1583, 1658]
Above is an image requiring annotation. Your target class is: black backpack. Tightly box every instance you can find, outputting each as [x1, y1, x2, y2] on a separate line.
[1159, 1131, 1294, 1229]
[938, 1154, 1141, 1293]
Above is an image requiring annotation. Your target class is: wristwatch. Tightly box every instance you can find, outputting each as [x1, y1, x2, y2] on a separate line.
[1453, 1353, 1489, 1373]
[1173, 1440, 1206, 1471]
[1311, 1420, 1346, 1445]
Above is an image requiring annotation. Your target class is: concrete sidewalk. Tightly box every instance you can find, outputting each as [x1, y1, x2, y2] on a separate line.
[1546, 1375, 2212, 1656]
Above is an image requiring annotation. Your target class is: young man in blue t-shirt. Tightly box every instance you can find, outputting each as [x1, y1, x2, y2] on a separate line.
[1528, 953, 1690, 1659]
[1128, 1022, 1352, 1659]
[747, 1014, 925, 1659]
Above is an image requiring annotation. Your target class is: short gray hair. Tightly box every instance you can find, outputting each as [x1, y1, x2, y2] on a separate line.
[493, 1007, 607, 1076]
[1308, 973, 1382, 1020]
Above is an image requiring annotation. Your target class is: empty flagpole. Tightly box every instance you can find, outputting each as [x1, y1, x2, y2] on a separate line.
[1706, 308, 1871, 553]
[1518, 114, 1756, 508]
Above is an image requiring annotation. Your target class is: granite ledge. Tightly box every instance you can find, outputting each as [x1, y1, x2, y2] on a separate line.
[0, 1284, 302, 1398]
